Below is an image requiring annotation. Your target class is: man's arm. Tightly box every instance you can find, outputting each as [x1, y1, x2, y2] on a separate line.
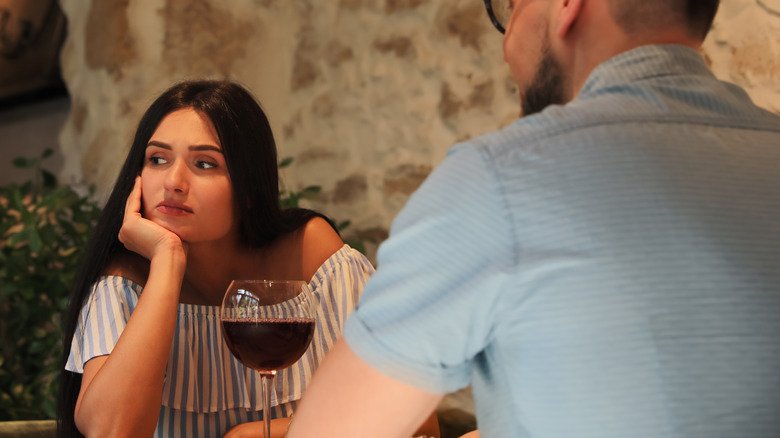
[287, 339, 443, 437]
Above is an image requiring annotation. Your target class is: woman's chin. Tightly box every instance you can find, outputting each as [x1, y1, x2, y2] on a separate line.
[153, 221, 189, 241]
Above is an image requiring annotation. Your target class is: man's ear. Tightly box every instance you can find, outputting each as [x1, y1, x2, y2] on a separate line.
[556, 0, 584, 39]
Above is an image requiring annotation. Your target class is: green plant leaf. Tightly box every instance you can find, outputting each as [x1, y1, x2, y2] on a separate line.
[278, 157, 294, 168]
[1, 281, 20, 297]
[12, 188, 24, 209]
[27, 229, 42, 254]
[298, 185, 321, 200]
[42, 170, 57, 189]
[41, 149, 54, 159]
[280, 193, 299, 209]
[12, 157, 33, 169]
[42, 398, 56, 419]
[6, 231, 26, 247]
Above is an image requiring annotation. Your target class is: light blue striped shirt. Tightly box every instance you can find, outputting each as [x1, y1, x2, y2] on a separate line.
[345, 45, 780, 438]
[67, 244, 374, 437]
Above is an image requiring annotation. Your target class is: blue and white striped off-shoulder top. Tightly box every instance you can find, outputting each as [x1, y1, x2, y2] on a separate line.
[66, 245, 374, 437]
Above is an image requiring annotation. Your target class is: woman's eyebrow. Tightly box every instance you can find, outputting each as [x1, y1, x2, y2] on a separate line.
[146, 140, 171, 149]
[146, 141, 223, 154]
[190, 145, 223, 153]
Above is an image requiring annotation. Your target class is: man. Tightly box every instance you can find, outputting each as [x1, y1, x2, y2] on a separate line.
[289, 0, 780, 436]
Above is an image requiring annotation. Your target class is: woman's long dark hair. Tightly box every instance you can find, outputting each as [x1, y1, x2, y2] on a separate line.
[57, 80, 334, 437]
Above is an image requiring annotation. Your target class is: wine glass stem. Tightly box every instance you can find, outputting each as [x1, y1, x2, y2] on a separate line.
[261, 373, 275, 438]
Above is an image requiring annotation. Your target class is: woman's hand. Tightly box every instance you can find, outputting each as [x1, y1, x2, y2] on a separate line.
[222, 418, 291, 438]
[222, 421, 261, 438]
[119, 176, 187, 262]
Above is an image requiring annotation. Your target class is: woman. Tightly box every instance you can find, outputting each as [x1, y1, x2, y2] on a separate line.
[57, 80, 375, 437]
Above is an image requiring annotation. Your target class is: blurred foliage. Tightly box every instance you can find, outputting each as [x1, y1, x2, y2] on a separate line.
[0, 149, 102, 420]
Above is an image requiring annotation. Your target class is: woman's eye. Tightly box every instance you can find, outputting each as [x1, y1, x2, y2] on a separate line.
[148, 156, 167, 165]
[197, 160, 217, 170]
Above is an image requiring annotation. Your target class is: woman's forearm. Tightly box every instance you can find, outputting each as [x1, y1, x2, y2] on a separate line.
[74, 250, 186, 437]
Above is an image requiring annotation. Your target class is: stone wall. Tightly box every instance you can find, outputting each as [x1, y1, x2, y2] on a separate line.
[58, 0, 780, 260]
[701, 0, 780, 112]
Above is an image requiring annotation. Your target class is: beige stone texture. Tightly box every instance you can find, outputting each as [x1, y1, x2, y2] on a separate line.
[57, 0, 780, 263]
[700, 0, 780, 114]
[58, 0, 516, 259]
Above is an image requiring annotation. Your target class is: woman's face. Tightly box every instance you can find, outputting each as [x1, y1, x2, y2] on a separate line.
[141, 108, 236, 244]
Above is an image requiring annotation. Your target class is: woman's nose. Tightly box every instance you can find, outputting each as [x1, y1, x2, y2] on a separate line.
[164, 161, 188, 194]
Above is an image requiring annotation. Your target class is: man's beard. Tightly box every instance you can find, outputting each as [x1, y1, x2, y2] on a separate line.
[520, 45, 566, 117]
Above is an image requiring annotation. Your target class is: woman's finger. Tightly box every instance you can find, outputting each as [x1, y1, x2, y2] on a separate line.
[125, 176, 142, 218]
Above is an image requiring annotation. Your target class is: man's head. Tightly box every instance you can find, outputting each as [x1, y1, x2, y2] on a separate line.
[495, 0, 721, 115]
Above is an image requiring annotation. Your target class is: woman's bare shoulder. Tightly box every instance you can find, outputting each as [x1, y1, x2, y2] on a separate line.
[302, 217, 344, 251]
[261, 216, 344, 281]
[300, 217, 344, 279]
[102, 249, 150, 287]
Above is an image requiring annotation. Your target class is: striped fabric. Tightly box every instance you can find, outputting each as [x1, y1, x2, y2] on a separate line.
[345, 45, 780, 438]
[66, 244, 374, 437]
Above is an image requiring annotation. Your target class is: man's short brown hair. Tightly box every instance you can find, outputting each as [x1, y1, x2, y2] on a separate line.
[608, 0, 720, 40]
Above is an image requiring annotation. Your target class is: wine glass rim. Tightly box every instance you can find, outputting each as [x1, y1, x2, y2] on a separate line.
[230, 279, 310, 284]
[224, 279, 317, 310]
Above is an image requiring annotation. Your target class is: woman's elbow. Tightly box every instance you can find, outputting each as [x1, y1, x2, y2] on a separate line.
[74, 404, 157, 438]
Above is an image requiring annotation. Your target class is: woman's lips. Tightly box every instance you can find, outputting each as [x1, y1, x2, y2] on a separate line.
[156, 200, 193, 216]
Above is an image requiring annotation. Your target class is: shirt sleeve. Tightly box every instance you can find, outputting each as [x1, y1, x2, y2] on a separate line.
[343, 143, 515, 394]
[65, 276, 142, 373]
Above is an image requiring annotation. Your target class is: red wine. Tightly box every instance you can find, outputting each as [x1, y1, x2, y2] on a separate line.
[221, 318, 315, 372]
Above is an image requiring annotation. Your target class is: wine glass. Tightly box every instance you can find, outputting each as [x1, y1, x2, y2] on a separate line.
[220, 280, 317, 438]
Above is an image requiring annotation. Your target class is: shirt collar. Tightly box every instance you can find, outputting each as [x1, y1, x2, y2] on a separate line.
[578, 44, 715, 98]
